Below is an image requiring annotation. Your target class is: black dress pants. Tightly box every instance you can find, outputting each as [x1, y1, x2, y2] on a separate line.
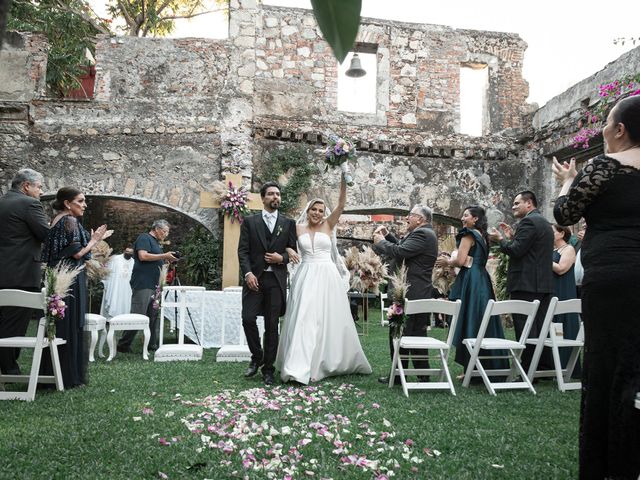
[387, 312, 430, 375]
[241, 272, 283, 375]
[509, 291, 553, 371]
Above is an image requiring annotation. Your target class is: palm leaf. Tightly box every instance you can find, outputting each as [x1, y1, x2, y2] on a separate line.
[311, 0, 361, 63]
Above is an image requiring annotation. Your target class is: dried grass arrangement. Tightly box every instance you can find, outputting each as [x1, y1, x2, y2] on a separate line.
[85, 240, 112, 282]
[344, 246, 388, 294]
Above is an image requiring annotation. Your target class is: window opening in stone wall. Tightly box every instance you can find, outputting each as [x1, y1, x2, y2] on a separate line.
[338, 51, 377, 114]
[460, 63, 489, 136]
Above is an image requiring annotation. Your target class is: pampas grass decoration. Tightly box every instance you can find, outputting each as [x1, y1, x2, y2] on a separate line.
[388, 263, 410, 303]
[346, 246, 388, 294]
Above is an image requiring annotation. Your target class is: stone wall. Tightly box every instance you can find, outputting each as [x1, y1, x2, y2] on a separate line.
[3, 0, 626, 233]
[253, 6, 529, 134]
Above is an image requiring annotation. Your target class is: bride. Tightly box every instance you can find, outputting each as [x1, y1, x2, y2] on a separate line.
[275, 174, 372, 384]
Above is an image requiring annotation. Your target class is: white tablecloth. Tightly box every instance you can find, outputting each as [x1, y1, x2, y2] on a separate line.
[162, 288, 243, 348]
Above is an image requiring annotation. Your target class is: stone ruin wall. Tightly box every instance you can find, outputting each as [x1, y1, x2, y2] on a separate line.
[0, 0, 605, 236]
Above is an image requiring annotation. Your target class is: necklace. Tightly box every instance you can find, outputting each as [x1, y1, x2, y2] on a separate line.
[618, 143, 640, 153]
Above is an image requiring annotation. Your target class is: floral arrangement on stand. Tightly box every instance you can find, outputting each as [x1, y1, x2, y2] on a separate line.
[152, 263, 169, 313]
[572, 74, 640, 149]
[86, 240, 112, 313]
[324, 134, 356, 186]
[343, 246, 388, 294]
[211, 180, 250, 224]
[386, 264, 411, 338]
[432, 252, 456, 297]
[85, 240, 112, 281]
[43, 264, 84, 341]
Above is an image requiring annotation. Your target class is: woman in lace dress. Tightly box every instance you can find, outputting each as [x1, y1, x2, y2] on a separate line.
[276, 175, 372, 384]
[41, 187, 108, 388]
[553, 94, 640, 479]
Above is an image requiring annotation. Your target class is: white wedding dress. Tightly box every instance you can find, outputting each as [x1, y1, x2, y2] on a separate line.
[276, 232, 372, 384]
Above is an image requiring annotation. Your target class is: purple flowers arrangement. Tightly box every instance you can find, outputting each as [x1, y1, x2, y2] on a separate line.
[386, 302, 406, 339]
[324, 134, 356, 186]
[221, 181, 250, 224]
[573, 75, 640, 149]
[46, 294, 66, 321]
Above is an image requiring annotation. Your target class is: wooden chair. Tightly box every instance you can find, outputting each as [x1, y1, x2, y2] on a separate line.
[389, 298, 462, 396]
[462, 299, 539, 395]
[526, 297, 583, 392]
[0, 288, 66, 401]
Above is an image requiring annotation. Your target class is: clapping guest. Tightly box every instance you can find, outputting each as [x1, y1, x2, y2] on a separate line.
[40, 187, 110, 388]
[551, 224, 581, 376]
[488, 191, 554, 371]
[553, 94, 640, 479]
[435, 206, 507, 376]
[373, 205, 438, 384]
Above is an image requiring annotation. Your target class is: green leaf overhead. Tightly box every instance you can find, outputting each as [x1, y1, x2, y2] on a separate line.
[310, 0, 361, 64]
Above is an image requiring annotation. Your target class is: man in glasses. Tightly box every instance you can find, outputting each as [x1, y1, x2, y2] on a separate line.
[373, 205, 438, 384]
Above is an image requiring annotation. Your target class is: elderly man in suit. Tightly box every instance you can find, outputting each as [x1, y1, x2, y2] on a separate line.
[0, 169, 49, 375]
[238, 181, 297, 386]
[373, 205, 438, 384]
[489, 190, 554, 370]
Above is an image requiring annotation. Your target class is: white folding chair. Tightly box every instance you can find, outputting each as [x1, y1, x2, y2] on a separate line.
[155, 286, 205, 362]
[0, 288, 66, 401]
[462, 299, 540, 395]
[380, 292, 389, 326]
[527, 297, 583, 392]
[389, 299, 462, 396]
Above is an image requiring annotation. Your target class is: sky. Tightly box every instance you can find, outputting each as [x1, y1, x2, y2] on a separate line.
[89, 0, 640, 106]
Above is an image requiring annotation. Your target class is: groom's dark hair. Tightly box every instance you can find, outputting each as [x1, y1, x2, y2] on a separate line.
[260, 181, 281, 198]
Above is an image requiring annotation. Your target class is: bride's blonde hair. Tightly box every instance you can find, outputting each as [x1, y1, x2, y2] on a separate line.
[306, 198, 326, 217]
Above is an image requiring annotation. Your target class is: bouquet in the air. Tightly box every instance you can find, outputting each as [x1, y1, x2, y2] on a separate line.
[324, 134, 356, 186]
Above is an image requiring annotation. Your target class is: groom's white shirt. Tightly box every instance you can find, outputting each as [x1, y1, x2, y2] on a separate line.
[262, 209, 279, 271]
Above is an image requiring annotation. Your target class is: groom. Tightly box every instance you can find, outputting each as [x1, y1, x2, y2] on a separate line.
[237, 181, 297, 385]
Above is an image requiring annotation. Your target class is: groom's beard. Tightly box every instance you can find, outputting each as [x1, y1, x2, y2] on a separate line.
[268, 199, 280, 210]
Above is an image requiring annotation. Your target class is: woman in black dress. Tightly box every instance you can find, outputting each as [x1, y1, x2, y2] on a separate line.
[41, 187, 108, 389]
[553, 94, 640, 479]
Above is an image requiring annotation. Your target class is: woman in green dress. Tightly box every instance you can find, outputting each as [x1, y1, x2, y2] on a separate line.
[435, 206, 507, 373]
[551, 224, 581, 375]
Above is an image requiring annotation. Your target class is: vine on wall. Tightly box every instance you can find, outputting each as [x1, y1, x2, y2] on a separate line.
[258, 145, 319, 215]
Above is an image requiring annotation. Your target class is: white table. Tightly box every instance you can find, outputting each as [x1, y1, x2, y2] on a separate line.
[162, 287, 243, 348]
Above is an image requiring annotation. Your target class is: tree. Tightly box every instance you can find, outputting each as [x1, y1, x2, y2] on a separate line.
[107, 0, 227, 37]
[7, 0, 109, 95]
[4, 0, 363, 94]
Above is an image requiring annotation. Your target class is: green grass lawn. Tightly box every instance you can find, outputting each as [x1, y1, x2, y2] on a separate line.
[0, 320, 579, 479]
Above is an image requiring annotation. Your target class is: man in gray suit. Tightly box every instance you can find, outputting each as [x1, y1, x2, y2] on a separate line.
[489, 190, 554, 370]
[0, 169, 49, 374]
[373, 205, 438, 384]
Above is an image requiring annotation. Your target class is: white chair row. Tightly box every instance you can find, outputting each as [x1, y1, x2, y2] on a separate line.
[388, 296, 584, 397]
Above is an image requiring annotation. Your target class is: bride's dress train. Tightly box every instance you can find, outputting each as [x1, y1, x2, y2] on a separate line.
[276, 232, 372, 384]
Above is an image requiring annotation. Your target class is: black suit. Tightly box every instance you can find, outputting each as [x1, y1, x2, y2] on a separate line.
[238, 212, 297, 375]
[373, 224, 438, 371]
[0, 189, 49, 373]
[498, 209, 554, 369]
